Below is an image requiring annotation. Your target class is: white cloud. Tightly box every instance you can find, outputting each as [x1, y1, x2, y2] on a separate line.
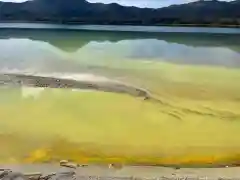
[0, 0, 27, 2]
[0, 0, 232, 8]
[87, 0, 195, 7]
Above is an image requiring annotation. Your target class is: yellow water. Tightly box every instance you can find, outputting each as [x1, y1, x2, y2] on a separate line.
[1, 61, 240, 166]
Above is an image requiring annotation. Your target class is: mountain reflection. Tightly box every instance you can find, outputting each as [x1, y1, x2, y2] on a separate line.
[0, 29, 239, 73]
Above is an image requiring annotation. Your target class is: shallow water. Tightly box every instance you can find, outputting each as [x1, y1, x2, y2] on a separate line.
[0, 27, 240, 166]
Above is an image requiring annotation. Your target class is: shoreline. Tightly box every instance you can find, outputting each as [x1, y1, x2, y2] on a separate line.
[0, 21, 239, 28]
[2, 164, 240, 180]
[0, 22, 239, 34]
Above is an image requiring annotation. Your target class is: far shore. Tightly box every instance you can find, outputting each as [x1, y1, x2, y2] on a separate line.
[0, 21, 239, 28]
[0, 22, 239, 35]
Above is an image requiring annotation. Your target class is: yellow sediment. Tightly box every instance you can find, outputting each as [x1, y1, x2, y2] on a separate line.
[0, 60, 240, 166]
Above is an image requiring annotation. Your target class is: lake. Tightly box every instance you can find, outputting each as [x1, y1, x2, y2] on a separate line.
[0, 25, 240, 166]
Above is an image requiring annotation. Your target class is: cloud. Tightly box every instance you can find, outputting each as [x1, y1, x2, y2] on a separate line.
[0, 0, 232, 8]
[0, 0, 27, 2]
[88, 0, 195, 8]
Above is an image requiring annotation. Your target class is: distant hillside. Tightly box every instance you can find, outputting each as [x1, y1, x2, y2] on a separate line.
[0, 0, 239, 26]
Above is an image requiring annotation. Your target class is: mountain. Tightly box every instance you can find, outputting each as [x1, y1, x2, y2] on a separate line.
[0, 0, 239, 26]
[156, 0, 240, 23]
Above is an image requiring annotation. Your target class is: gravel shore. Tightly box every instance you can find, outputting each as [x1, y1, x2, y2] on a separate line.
[1, 164, 240, 180]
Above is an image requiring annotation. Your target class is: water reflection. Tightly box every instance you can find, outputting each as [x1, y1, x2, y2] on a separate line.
[0, 29, 239, 74]
[75, 39, 240, 67]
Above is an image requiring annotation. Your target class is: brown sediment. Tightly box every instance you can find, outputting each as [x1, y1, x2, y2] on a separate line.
[0, 73, 150, 99]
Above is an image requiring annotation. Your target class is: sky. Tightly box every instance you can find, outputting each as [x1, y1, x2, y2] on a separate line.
[0, 0, 231, 8]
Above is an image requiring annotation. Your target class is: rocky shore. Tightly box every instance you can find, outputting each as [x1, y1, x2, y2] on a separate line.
[1, 163, 240, 180]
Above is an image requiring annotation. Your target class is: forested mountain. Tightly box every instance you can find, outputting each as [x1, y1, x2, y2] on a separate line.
[0, 0, 239, 26]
